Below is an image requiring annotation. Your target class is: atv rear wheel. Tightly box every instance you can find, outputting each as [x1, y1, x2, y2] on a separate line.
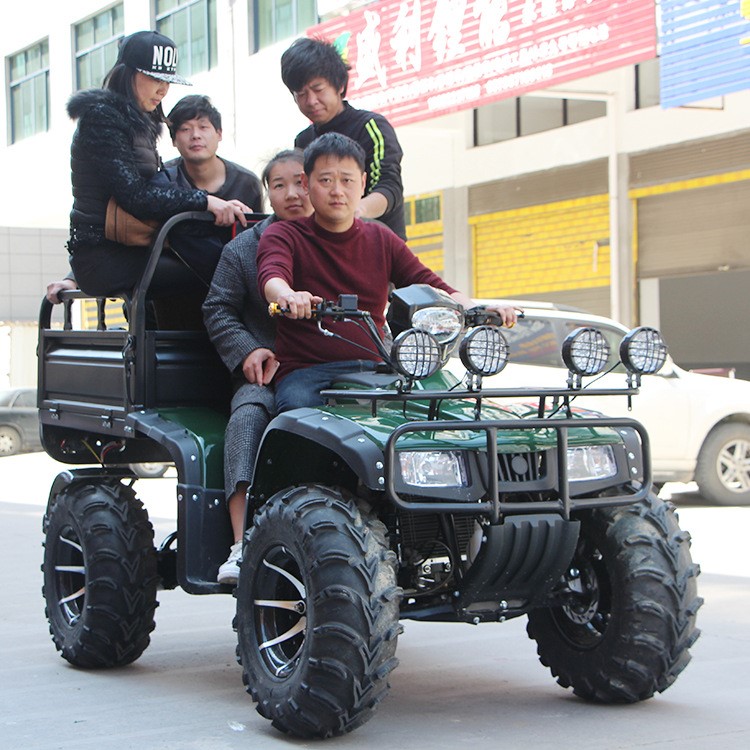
[42, 480, 158, 668]
[527, 492, 702, 702]
[236, 484, 401, 738]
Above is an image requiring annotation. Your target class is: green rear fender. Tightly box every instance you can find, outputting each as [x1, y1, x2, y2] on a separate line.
[127, 407, 227, 489]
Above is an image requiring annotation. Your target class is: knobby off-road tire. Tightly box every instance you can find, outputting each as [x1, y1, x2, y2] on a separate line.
[695, 422, 750, 506]
[42, 480, 158, 668]
[527, 492, 702, 703]
[236, 485, 401, 739]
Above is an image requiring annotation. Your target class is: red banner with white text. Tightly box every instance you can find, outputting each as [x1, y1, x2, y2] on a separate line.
[309, 0, 656, 127]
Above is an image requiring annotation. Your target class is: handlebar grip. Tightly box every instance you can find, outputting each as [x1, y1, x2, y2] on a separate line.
[268, 302, 287, 317]
[466, 306, 525, 327]
[268, 300, 333, 319]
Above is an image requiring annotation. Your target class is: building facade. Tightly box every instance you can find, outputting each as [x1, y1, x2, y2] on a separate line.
[1, 0, 748, 384]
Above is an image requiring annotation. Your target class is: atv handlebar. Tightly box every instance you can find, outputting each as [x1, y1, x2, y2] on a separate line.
[268, 297, 523, 328]
[268, 296, 370, 321]
[266, 294, 524, 376]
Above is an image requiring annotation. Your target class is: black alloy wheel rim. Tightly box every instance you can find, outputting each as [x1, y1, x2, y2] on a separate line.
[52, 524, 87, 628]
[252, 544, 307, 678]
[553, 541, 611, 649]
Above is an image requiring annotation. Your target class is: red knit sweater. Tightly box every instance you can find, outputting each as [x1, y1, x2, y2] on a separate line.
[257, 215, 457, 381]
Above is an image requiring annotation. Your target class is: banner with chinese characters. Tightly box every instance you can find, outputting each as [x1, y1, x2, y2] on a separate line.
[659, 0, 750, 108]
[308, 0, 656, 127]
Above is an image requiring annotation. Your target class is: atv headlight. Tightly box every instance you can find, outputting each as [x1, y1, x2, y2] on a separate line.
[391, 329, 442, 379]
[412, 306, 464, 344]
[567, 445, 616, 480]
[387, 284, 463, 339]
[399, 451, 468, 487]
[459, 326, 509, 376]
[620, 327, 667, 375]
[562, 327, 610, 377]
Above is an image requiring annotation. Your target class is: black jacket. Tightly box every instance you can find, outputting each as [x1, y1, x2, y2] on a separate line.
[67, 88, 207, 243]
[294, 103, 406, 240]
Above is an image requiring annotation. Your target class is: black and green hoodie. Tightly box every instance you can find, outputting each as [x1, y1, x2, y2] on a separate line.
[294, 102, 406, 240]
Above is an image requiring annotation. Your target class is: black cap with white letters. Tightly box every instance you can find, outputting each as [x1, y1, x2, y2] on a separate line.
[117, 30, 191, 86]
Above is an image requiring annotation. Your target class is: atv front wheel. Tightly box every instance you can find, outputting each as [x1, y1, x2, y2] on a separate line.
[527, 492, 702, 702]
[236, 485, 401, 738]
[42, 480, 158, 668]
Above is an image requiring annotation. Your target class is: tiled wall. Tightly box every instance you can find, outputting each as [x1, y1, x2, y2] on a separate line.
[0, 226, 69, 322]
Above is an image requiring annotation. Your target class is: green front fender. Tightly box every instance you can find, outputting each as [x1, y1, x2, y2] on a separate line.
[249, 395, 626, 508]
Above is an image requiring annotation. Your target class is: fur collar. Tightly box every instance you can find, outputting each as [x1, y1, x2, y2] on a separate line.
[67, 88, 160, 139]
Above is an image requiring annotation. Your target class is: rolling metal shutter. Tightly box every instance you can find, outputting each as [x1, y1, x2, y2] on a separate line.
[637, 179, 750, 278]
[633, 132, 750, 277]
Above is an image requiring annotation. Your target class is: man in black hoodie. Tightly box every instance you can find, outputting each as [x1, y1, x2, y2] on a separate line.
[281, 36, 406, 240]
[164, 94, 261, 210]
[157, 95, 263, 284]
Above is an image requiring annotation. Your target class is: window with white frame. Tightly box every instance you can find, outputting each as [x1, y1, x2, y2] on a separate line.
[155, 0, 217, 75]
[253, 0, 317, 52]
[8, 39, 50, 144]
[74, 4, 124, 90]
[474, 95, 606, 146]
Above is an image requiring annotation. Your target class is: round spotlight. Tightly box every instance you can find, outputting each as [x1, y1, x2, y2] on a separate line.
[620, 326, 667, 375]
[411, 306, 464, 344]
[459, 326, 509, 376]
[391, 329, 442, 379]
[562, 327, 610, 377]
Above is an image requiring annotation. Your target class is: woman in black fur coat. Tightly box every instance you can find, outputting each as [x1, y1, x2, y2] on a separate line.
[67, 30, 249, 298]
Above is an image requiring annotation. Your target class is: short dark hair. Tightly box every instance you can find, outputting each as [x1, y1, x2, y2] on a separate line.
[261, 148, 305, 188]
[167, 95, 222, 139]
[103, 63, 165, 131]
[303, 133, 366, 175]
[280, 37, 350, 98]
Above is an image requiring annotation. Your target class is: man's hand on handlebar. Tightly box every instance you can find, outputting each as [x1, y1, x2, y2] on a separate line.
[483, 302, 524, 328]
[206, 195, 250, 228]
[268, 289, 323, 319]
[451, 291, 523, 328]
[464, 302, 524, 328]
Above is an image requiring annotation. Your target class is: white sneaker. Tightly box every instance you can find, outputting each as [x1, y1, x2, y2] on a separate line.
[217, 541, 242, 584]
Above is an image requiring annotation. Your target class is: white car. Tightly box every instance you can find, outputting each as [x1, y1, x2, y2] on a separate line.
[446, 301, 750, 506]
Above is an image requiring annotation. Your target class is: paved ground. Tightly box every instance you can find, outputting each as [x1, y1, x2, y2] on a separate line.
[1, 452, 748, 749]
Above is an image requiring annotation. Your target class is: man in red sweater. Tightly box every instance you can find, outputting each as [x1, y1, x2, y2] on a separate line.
[257, 132, 519, 412]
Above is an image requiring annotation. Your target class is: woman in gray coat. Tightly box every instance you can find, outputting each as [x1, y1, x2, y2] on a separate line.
[202, 149, 313, 583]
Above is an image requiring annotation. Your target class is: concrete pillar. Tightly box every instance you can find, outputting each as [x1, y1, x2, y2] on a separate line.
[442, 185, 472, 295]
[610, 150, 634, 326]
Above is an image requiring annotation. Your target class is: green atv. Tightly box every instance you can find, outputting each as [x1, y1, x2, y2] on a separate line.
[38, 213, 702, 739]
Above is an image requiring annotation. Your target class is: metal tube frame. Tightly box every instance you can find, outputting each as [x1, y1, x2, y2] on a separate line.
[383, 415, 651, 521]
